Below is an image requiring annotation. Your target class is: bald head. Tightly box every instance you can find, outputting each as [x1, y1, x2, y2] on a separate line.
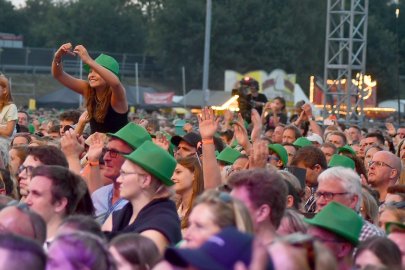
[375, 151, 402, 178]
[0, 206, 46, 244]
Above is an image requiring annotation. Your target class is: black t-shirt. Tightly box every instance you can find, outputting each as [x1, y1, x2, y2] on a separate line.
[89, 104, 128, 134]
[246, 93, 268, 115]
[110, 198, 182, 245]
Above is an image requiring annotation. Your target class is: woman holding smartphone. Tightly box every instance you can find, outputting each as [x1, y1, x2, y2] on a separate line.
[52, 43, 128, 134]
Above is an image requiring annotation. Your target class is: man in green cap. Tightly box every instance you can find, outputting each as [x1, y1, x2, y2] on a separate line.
[89, 122, 151, 223]
[305, 201, 363, 270]
[268, 144, 288, 170]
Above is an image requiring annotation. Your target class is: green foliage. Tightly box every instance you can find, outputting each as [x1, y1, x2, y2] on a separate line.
[0, 0, 403, 100]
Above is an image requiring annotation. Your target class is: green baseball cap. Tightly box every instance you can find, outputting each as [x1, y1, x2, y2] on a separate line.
[124, 141, 177, 186]
[337, 145, 356, 156]
[107, 123, 151, 150]
[328, 154, 355, 169]
[268, 144, 288, 166]
[293, 137, 312, 148]
[217, 147, 242, 165]
[84, 54, 120, 78]
[304, 202, 363, 245]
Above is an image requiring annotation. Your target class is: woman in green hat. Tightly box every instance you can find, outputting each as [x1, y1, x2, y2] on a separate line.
[102, 141, 181, 253]
[52, 43, 128, 134]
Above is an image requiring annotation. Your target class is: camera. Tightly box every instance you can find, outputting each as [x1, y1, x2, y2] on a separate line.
[232, 77, 259, 122]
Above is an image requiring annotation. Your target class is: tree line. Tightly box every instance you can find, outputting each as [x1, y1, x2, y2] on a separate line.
[0, 0, 403, 101]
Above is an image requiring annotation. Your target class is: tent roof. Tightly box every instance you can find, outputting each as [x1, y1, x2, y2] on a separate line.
[36, 85, 181, 109]
[180, 90, 232, 107]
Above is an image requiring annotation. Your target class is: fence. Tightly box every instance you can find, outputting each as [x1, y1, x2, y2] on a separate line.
[0, 47, 161, 78]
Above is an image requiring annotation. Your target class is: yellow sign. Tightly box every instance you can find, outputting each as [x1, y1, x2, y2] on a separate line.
[28, 99, 36, 110]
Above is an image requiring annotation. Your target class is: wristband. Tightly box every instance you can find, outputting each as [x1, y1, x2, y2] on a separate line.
[88, 161, 99, 167]
[202, 138, 214, 145]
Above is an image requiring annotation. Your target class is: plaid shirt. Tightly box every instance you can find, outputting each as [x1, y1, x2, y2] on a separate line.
[304, 187, 317, 213]
[359, 220, 385, 242]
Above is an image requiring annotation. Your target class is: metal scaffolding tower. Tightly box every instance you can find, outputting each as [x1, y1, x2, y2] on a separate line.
[323, 0, 369, 124]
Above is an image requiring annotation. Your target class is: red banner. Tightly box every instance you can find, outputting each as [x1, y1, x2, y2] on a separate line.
[143, 92, 174, 105]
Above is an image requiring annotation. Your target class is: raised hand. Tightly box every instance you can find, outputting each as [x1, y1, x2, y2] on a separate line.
[233, 121, 251, 151]
[153, 132, 170, 151]
[248, 140, 268, 169]
[198, 107, 219, 139]
[73, 45, 92, 64]
[250, 109, 262, 142]
[87, 132, 105, 162]
[60, 129, 85, 159]
[223, 110, 234, 123]
[302, 103, 313, 119]
[54, 43, 75, 62]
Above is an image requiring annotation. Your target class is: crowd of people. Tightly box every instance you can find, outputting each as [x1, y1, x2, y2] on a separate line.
[0, 45, 404, 270]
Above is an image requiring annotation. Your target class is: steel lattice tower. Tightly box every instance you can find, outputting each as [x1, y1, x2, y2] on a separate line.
[322, 0, 369, 124]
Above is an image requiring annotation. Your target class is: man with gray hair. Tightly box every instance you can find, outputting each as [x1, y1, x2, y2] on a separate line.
[315, 166, 384, 242]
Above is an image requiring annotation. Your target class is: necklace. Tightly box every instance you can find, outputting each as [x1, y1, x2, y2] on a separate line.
[95, 93, 102, 104]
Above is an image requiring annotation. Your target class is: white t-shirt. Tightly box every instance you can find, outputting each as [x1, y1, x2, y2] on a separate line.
[0, 103, 17, 137]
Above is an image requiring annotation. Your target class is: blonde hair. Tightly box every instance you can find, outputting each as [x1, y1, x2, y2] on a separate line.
[194, 190, 254, 234]
[0, 74, 13, 111]
[84, 85, 112, 123]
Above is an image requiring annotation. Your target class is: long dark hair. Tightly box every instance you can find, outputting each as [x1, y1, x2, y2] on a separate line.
[176, 156, 204, 229]
[84, 85, 112, 123]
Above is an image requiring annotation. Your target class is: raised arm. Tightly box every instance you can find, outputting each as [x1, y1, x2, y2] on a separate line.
[52, 43, 88, 94]
[198, 107, 222, 189]
[73, 45, 128, 113]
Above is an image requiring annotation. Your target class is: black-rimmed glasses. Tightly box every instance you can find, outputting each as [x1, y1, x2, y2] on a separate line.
[18, 165, 34, 176]
[314, 191, 349, 201]
[103, 147, 131, 158]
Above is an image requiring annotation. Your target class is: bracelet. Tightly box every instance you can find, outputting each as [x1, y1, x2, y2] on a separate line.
[88, 161, 99, 167]
[202, 138, 214, 145]
[53, 58, 61, 66]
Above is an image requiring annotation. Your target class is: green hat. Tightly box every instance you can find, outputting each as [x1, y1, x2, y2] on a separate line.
[108, 123, 151, 150]
[174, 119, 186, 135]
[124, 141, 177, 186]
[328, 154, 355, 169]
[84, 54, 120, 78]
[385, 221, 405, 234]
[268, 144, 288, 166]
[304, 202, 363, 245]
[217, 147, 242, 165]
[293, 137, 312, 148]
[338, 145, 356, 156]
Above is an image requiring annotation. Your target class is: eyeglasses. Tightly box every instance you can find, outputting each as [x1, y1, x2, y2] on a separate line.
[368, 160, 394, 169]
[314, 191, 349, 201]
[18, 165, 34, 176]
[267, 155, 280, 162]
[103, 147, 131, 158]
